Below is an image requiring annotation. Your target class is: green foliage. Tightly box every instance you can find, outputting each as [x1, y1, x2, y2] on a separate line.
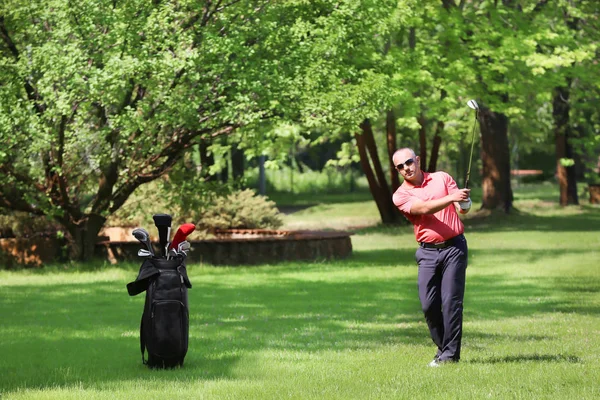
[2, 0, 599, 250]
[107, 178, 231, 229]
[0, 212, 61, 238]
[1, 0, 387, 254]
[247, 164, 358, 195]
[196, 189, 283, 232]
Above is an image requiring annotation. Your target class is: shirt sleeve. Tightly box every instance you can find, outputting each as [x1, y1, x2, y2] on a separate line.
[444, 172, 460, 194]
[392, 188, 413, 214]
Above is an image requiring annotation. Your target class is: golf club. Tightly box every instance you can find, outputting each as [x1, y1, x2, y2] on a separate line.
[132, 228, 154, 256]
[177, 241, 191, 258]
[465, 99, 480, 189]
[169, 223, 196, 252]
[152, 213, 172, 258]
[167, 248, 178, 260]
[137, 249, 153, 258]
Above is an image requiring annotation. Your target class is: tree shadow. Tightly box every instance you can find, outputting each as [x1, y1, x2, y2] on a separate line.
[463, 207, 600, 232]
[466, 354, 581, 364]
[345, 248, 417, 268]
[1, 251, 597, 392]
[0, 275, 427, 392]
[277, 204, 318, 215]
[351, 204, 600, 234]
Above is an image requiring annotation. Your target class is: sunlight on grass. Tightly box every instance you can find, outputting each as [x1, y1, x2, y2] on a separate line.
[1, 183, 599, 399]
[282, 200, 380, 230]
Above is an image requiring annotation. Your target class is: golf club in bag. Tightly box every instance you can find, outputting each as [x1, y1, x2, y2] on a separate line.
[126, 214, 193, 369]
[152, 213, 172, 257]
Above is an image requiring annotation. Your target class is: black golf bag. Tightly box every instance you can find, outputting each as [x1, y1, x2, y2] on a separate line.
[127, 258, 192, 368]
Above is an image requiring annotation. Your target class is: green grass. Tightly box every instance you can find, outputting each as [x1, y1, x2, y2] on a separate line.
[1, 183, 600, 399]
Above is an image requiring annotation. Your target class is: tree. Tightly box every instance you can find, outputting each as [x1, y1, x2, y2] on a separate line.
[320, 0, 471, 224]
[0, 0, 354, 259]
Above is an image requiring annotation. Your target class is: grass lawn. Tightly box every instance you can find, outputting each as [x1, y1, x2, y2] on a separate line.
[1, 183, 599, 399]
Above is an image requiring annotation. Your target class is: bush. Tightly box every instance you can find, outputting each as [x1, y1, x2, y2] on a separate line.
[196, 189, 283, 232]
[0, 212, 62, 238]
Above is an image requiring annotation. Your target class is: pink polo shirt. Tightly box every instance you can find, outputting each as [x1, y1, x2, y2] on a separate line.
[392, 171, 464, 243]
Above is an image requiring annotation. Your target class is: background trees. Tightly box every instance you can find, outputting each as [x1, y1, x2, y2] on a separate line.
[0, 0, 355, 259]
[1, 0, 598, 260]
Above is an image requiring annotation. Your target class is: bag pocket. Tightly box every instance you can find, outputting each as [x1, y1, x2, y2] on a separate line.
[150, 300, 188, 358]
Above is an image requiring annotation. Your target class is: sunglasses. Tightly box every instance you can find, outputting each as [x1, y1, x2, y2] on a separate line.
[395, 158, 415, 171]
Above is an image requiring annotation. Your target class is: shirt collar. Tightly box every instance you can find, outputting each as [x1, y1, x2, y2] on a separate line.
[402, 171, 430, 189]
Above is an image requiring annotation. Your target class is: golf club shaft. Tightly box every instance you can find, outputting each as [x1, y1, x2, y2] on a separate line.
[465, 110, 478, 189]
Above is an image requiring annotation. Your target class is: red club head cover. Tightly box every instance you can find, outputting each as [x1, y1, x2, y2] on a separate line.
[169, 223, 196, 250]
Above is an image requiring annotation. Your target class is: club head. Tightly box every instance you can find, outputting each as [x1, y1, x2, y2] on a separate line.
[137, 249, 152, 258]
[177, 241, 191, 253]
[467, 99, 479, 110]
[169, 223, 196, 250]
[167, 248, 178, 260]
[153, 214, 172, 257]
[132, 228, 150, 242]
[132, 227, 155, 256]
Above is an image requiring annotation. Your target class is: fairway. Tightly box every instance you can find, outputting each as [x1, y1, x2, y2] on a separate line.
[1, 187, 599, 399]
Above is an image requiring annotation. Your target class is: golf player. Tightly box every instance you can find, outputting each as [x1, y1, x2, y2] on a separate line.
[391, 148, 471, 367]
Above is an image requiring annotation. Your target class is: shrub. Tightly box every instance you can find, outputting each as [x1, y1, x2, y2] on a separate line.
[0, 212, 62, 238]
[196, 189, 283, 232]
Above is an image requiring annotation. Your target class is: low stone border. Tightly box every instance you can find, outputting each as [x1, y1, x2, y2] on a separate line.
[192, 230, 353, 265]
[1, 229, 353, 267]
[96, 229, 353, 265]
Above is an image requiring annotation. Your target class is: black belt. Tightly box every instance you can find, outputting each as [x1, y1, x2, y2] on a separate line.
[419, 234, 463, 249]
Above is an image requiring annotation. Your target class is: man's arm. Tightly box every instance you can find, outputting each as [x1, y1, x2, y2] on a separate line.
[410, 189, 470, 215]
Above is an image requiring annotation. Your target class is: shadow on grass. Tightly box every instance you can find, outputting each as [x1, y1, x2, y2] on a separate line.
[2, 259, 142, 274]
[350, 203, 600, 235]
[346, 248, 417, 268]
[462, 207, 600, 232]
[0, 274, 425, 392]
[466, 353, 581, 364]
[1, 250, 597, 391]
[350, 246, 597, 271]
[270, 190, 374, 207]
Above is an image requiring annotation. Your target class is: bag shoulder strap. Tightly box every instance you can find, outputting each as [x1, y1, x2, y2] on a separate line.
[140, 315, 147, 365]
[127, 260, 160, 296]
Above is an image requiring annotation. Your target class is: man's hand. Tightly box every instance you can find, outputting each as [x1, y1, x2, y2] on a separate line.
[450, 188, 471, 202]
[458, 198, 472, 214]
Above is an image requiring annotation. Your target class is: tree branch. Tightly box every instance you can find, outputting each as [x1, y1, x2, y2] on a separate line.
[0, 165, 46, 214]
[0, 17, 46, 114]
[0, 16, 19, 58]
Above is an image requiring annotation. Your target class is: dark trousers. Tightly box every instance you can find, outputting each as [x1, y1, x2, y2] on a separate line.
[415, 235, 468, 362]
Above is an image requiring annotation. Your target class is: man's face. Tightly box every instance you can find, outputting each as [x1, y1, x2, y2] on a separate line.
[393, 151, 419, 181]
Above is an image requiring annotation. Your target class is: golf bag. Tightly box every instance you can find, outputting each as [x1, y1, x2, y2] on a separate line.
[127, 258, 192, 368]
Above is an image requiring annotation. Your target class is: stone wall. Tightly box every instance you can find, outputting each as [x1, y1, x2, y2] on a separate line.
[2, 229, 353, 267]
[192, 230, 353, 265]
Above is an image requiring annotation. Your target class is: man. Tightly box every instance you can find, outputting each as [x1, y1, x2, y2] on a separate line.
[391, 148, 471, 367]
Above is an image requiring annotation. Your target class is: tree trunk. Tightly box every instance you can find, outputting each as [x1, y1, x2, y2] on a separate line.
[418, 114, 427, 171]
[355, 119, 404, 224]
[553, 85, 579, 206]
[65, 214, 107, 260]
[199, 138, 217, 182]
[386, 109, 400, 191]
[428, 121, 444, 172]
[232, 143, 244, 181]
[480, 106, 513, 212]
